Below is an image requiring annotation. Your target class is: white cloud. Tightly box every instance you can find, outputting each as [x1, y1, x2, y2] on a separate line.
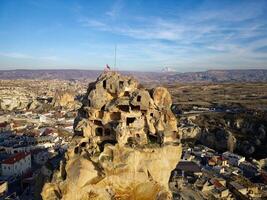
[105, 0, 123, 18]
[0, 52, 33, 59]
[0, 52, 61, 61]
[81, 19, 107, 29]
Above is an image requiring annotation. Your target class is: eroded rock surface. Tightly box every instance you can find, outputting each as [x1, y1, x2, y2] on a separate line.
[42, 72, 182, 200]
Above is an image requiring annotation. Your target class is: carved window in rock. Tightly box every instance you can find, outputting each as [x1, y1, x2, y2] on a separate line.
[119, 81, 124, 89]
[118, 105, 130, 112]
[105, 129, 111, 136]
[95, 127, 104, 136]
[130, 105, 140, 111]
[124, 91, 130, 97]
[103, 80, 106, 89]
[101, 105, 105, 111]
[80, 142, 87, 147]
[126, 117, 136, 126]
[110, 112, 121, 120]
[137, 95, 141, 102]
[94, 120, 102, 126]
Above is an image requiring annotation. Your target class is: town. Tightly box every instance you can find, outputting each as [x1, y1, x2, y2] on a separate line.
[170, 144, 267, 199]
[0, 98, 77, 199]
[0, 73, 266, 199]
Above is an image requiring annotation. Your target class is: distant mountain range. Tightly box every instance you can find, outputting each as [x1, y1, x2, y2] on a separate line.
[0, 69, 266, 83]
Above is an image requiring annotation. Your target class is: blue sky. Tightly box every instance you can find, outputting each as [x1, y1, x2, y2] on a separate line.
[0, 0, 267, 72]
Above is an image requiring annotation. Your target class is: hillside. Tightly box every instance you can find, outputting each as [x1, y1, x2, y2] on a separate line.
[0, 69, 266, 83]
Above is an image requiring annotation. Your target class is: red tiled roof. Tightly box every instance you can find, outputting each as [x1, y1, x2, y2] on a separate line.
[211, 179, 223, 189]
[1, 152, 30, 165]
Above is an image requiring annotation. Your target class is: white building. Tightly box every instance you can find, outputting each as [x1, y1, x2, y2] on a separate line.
[0, 181, 8, 197]
[1, 152, 31, 176]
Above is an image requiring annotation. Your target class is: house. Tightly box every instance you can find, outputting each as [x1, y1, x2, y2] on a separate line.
[228, 181, 247, 197]
[32, 149, 49, 165]
[1, 152, 31, 176]
[213, 166, 225, 174]
[201, 180, 214, 192]
[239, 161, 259, 178]
[210, 178, 229, 198]
[222, 151, 245, 166]
[228, 180, 261, 199]
[175, 161, 202, 183]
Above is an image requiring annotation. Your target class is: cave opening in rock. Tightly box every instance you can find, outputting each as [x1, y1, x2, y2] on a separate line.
[94, 120, 102, 126]
[105, 129, 111, 136]
[110, 112, 121, 120]
[95, 127, 104, 136]
[124, 91, 130, 97]
[118, 105, 130, 112]
[103, 80, 106, 89]
[126, 117, 136, 126]
[130, 105, 140, 111]
[119, 81, 124, 89]
[137, 95, 141, 102]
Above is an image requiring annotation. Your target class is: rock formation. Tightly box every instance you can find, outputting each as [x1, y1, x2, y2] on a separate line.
[41, 71, 182, 200]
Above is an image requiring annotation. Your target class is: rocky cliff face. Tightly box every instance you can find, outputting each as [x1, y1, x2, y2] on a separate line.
[180, 112, 267, 158]
[0, 88, 80, 112]
[41, 72, 182, 200]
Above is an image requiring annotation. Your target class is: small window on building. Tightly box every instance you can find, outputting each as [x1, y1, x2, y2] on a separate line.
[126, 117, 136, 126]
[137, 95, 141, 102]
[150, 113, 154, 117]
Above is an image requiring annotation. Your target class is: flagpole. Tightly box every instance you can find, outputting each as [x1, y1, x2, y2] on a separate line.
[114, 44, 117, 71]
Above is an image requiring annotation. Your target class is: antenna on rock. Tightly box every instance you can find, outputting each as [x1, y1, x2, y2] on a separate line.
[114, 44, 117, 72]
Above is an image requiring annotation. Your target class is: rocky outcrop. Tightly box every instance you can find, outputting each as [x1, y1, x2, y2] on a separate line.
[53, 91, 81, 110]
[0, 92, 34, 111]
[42, 144, 182, 200]
[42, 72, 182, 200]
[74, 71, 180, 145]
[178, 125, 201, 140]
[198, 128, 236, 152]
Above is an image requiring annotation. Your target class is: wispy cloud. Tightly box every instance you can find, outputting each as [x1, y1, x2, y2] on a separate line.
[0, 52, 33, 59]
[105, 0, 123, 18]
[77, 0, 267, 71]
[81, 19, 107, 29]
[0, 52, 60, 61]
